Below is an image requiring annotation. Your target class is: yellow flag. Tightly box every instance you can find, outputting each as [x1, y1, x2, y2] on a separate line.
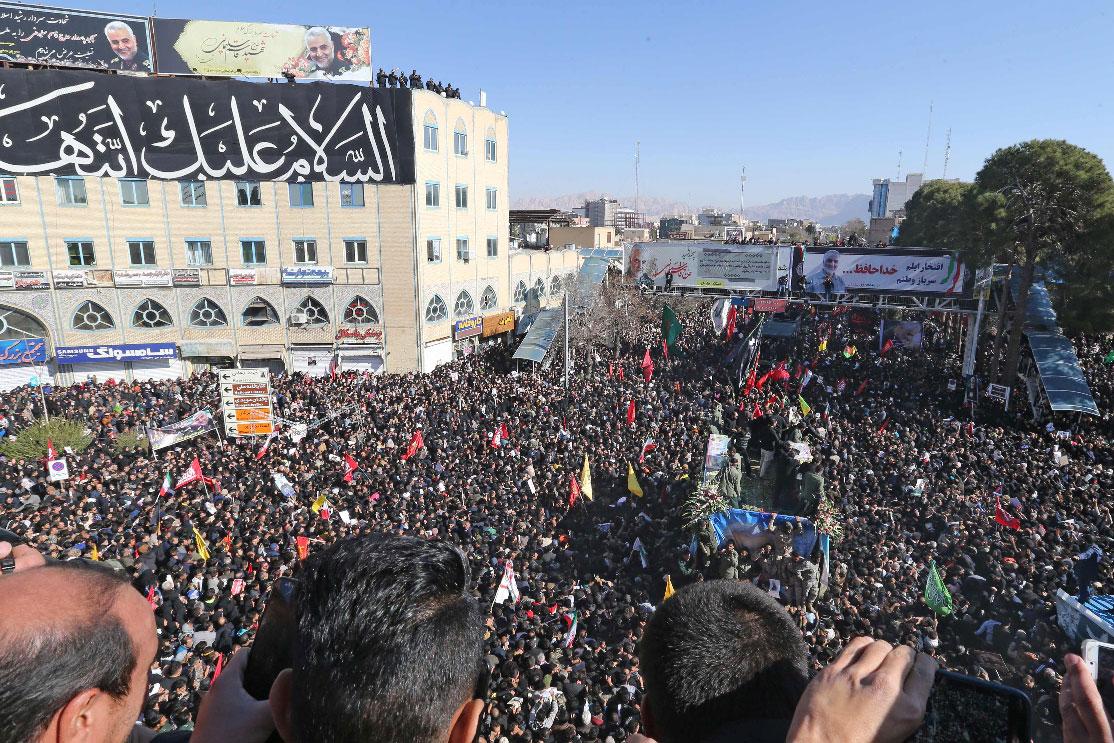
[192, 526, 210, 561]
[580, 454, 593, 502]
[663, 575, 675, 602]
[89, 543, 100, 561]
[310, 492, 327, 514]
[818, 338, 828, 353]
[627, 462, 643, 498]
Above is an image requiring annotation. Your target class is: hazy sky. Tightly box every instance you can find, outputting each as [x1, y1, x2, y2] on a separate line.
[70, 0, 1114, 205]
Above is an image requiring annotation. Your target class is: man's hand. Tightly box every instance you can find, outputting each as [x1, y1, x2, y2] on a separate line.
[788, 637, 937, 743]
[190, 648, 275, 743]
[0, 540, 46, 573]
[1060, 653, 1113, 743]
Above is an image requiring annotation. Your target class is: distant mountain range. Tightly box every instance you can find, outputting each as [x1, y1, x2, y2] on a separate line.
[512, 191, 870, 226]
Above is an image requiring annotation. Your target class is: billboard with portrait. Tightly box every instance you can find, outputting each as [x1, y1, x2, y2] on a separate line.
[627, 242, 788, 291]
[152, 18, 371, 80]
[880, 320, 923, 350]
[0, 2, 152, 72]
[801, 247, 967, 296]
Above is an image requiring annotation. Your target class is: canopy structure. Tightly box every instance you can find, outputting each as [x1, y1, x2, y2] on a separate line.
[573, 257, 610, 312]
[512, 308, 563, 363]
[761, 320, 799, 338]
[1009, 276, 1098, 415]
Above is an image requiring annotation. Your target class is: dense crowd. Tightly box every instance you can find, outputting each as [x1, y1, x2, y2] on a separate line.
[0, 289, 1111, 741]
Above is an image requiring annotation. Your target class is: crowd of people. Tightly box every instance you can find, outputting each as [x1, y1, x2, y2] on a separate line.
[0, 285, 1111, 741]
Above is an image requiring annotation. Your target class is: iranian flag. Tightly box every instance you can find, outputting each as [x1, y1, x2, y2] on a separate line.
[158, 471, 174, 499]
[639, 438, 657, 463]
[342, 454, 359, 483]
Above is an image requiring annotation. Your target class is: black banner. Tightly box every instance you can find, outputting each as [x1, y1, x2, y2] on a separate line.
[0, 3, 152, 72]
[0, 67, 415, 184]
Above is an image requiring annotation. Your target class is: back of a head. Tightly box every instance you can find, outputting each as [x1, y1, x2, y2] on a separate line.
[638, 579, 808, 743]
[291, 534, 483, 743]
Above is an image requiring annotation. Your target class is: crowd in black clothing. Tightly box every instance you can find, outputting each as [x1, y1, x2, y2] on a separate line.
[0, 288, 1111, 741]
[375, 67, 461, 97]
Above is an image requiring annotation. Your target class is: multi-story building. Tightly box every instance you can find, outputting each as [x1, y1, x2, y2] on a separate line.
[0, 79, 579, 388]
[870, 173, 924, 219]
[586, 197, 619, 228]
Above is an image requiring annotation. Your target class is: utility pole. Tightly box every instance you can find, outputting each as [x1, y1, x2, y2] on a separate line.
[634, 141, 641, 225]
[942, 128, 953, 179]
[563, 291, 569, 390]
[739, 167, 747, 226]
[896, 150, 903, 180]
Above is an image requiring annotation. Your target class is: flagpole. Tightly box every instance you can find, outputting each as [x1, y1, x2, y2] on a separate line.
[563, 291, 570, 390]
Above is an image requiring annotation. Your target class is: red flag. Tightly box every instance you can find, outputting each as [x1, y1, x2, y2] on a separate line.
[490, 426, 502, 448]
[569, 474, 581, 508]
[639, 438, 657, 463]
[641, 349, 654, 383]
[725, 305, 737, 341]
[320, 503, 331, 521]
[618, 366, 624, 381]
[174, 457, 204, 489]
[771, 361, 791, 383]
[626, 400, 636, 426]
[255, 431, 277, 461]
[854, 380, 869, 397]
[401, 430, 424, 461]
[755, 370, 773, 390]
[145, 585, 157, 610]
[877, 418, 890, 433]
[46, 439, 57, 461]
[296, 535, 310, 560]
[661, 338, 669, 361]
[329, 354, 339, 380]
[499, 422, 510, 441]
[881, 338, 895, 355]
[752, 401, 762, 419]
[995, 498, 1021, 530]
[211, 653, 225, 683]
[343, 453, 359, 483]
[608, 362, 614, 379]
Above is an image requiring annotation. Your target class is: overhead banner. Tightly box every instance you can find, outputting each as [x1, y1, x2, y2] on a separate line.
[0, 67, 415, 183]
[802, 247, 967, 296]
[56, 343, 177, 364]
[152, 18, 371, 80]
[627, 242, 785, 291]
[146, 409, 217, 450]
[0, 3, 153, 72]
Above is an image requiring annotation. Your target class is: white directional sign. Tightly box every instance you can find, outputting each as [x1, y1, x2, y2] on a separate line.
[218, 368, 274, 437]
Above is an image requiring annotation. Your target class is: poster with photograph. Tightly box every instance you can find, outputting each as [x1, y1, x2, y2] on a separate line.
[0, 2, 152, 72]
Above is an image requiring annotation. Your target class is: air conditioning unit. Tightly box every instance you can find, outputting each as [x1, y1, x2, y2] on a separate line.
[290, 313, 308, 326]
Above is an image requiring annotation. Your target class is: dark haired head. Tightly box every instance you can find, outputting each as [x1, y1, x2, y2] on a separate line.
[638, 580, 808, 743]
[287, 534, 484, 743]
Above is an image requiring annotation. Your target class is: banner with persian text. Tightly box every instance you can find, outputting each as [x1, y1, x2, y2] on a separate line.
[0, 3, 153, 72]
[147, 409, 217, 451]
[0, 67, 415, 183]
[627, 242, 787, 291]
[801, 247, 968, 296]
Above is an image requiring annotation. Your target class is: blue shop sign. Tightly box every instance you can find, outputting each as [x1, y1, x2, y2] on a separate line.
[56, 343, 178, 364]
[453, 316, 482, 339]
[0, 338, 47, 365]
[281, 266, 335, 284]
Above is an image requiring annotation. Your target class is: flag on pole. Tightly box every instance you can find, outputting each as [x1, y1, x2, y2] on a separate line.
[818, 337, 828, 353]
[211, 653, 225, 684]
[881, 338, 895, 355]
[494, 561, 520, 605]
[580, 455, 593, 502]
[878, 417, 890, 433]
[725, 305, 737, 342]
[192, 526, 210, 561]
[663, 575, 676, 602]
[401, 430, 424, 461]
[296, 535, 310, 560]
[641, 348, 654, 382]
[46, 439, 57, 461]
[343, 454, 359, 483]
[158, 471, 174, 499]
[627, 463, 643, 498]
[569, 474, 582, 508]
[608, 362, 614, 379]
[661, 305, 682, 351]
[632, 537, 649, 569]
[639, 438, 657, 463]
[797, 395, 811, 416]
[329, 354, 339, 380]
[661, 338, 669, 361]
[490, 426, 503, 448]
[564, 611, 579, 648]
[842, 344, 858, 359]
[854, 380, 869, 396]
[1104, 350, 1114, 365]
[924, 560, 953, 615]
[618, 366, 624, 381]
[626, 400, 636, 426]
[255, 430, 278, 460]
[145, 585, 157, 610]
[310, 492, 328, 514]
[89, 542, 100, 561]
[994, 497, 1021, 530]
[175, 457, 205, 489]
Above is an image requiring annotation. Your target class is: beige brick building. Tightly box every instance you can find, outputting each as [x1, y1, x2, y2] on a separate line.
[0, 88, 579, 387]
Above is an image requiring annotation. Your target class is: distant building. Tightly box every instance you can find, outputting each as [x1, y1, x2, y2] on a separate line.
[767, 218, 806, 229]
[697, 209, 740, 227]
[549, 226, 618, 250]
[623, 227, 651, 242]
[615, 207, 643, 230]
[659, 217, 685, 238]
[870, 173, 923, 219]
[586, 198, 620, 228]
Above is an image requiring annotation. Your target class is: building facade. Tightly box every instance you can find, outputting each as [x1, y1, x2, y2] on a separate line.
[870, 173, 924, 219]
[586, 197, 619, 228]
[0, 86, 578, 387]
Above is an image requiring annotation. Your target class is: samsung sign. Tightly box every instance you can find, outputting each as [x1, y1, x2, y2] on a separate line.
[56, 343, 178, 364]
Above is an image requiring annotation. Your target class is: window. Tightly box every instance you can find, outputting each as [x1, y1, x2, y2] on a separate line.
[551, 275, 563, 295]
[425, 181, 440, 208]
[425, 295, 448, 323]
[293, 239, 317, 264]
[242, 297, 279, 327]
[0, 241, 29, 267]
[455, 184, 468, 209]
[456, 238, 471, 262]
[340, 183, 364, 208]
[344, 239, 368, 264]
[236, 181, 261, 206]
[454, 121, 468, 156]
[344, 296, 379, 325]
[128, 240, 156, 266]
[0, 177, 18, 204]
[118, 179, 149, 206]
[132, 299, 173, 328]
[485, 136, 497, 163]
[289, 183, 314, 208]
[180, 181, 207, 207]
[534, 278, 546, 298]
[241, 240, 266, 265]
[426, 237, 442, 263]
[454, 290, 475, 318]
[56, 177, 87, 206]
[67, 240, 96, 266]
[72, 301, 114, 331]
[185, 240, 213, 266]
[513, 280, 528, 303]
[292, 296, 329, 326]
[189, 298, 228, 327]
[480, 285, 498, 310]
[486, 237, 498, 258]
[423, 112, 439, 152]
[486, 187, 497, 211]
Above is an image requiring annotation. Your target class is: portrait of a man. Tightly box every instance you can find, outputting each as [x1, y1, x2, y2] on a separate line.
[805, 249, 847, 295]
[104, 21, 149, 72]
[304, 27, 342, 77]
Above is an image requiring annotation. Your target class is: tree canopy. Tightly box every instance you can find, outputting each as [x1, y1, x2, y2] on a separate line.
[895, 179, 973, 251]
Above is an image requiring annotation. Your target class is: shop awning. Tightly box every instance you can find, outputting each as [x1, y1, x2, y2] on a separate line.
[238, 345, 286, 360]
[180, 341, 235, 357]
[513, 308, 562, 363]
[1025, 332, 1099, 415]
[761, 320, 799, 338]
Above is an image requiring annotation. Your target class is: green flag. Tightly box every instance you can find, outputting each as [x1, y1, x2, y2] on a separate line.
[661, 305, 682, 349]
[1104, 351, 1114, 365]
[924, 560, 953, 616]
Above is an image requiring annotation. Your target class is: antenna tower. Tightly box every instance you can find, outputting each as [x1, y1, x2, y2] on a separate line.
[922, 102, 933, 176]
[634, 141, 640, 223]
[896, 150, 903, 180]
[739, 167, 747, 219]
[942, 128, 952, 179]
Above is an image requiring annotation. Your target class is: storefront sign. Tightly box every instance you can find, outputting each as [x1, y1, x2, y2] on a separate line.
[482, 311, 515, 337]
[0, 271, 14, 289]
[453, 316, 482, 339]
[53, 269, 104, 289]
[752, 298, 788, 313]
[56, 343, 178, 364]
[172, 268, 201, 286]
[229, 268, 258, 286]
[114, 269, 173, 287]
[281, 266, 334, 284]
[12, 271, 48, 290]
[0, 338, 46, 365]
[0, 3, 153, 73]
[336, 327, 383, 343]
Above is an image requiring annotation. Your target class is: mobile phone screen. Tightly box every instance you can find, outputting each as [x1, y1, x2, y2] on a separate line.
[912, 672, 1028, 743]
[1097, 645, 1114, 709]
